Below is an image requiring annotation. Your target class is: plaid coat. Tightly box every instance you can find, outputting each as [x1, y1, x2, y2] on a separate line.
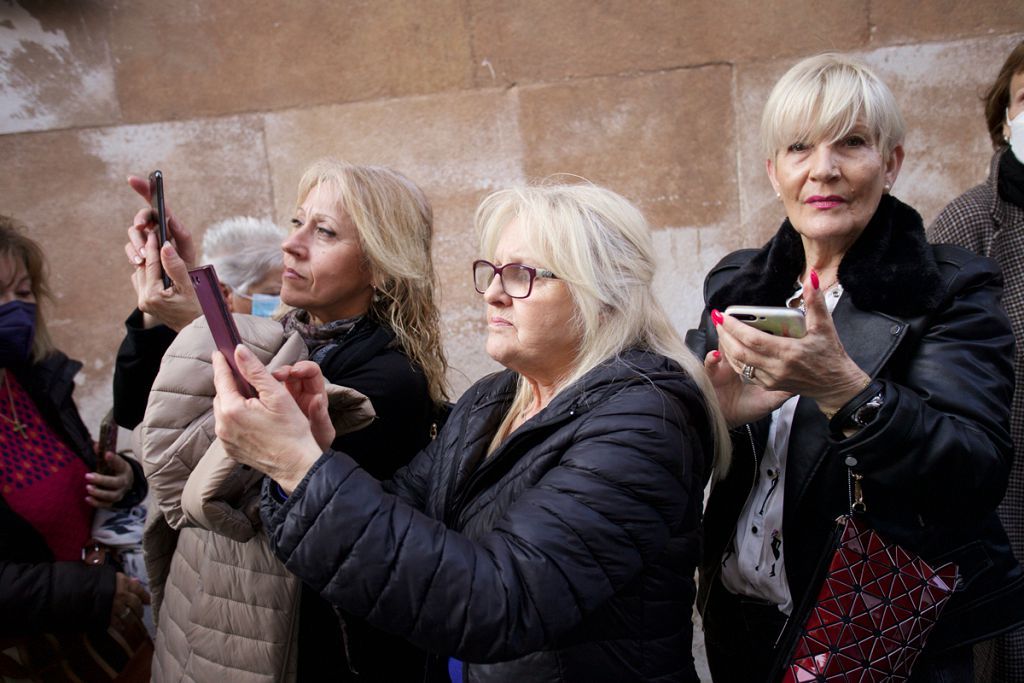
[930, 149, 1024, 680]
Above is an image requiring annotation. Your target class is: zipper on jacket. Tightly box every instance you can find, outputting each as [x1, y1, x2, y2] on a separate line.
[446, 408, 577, 526]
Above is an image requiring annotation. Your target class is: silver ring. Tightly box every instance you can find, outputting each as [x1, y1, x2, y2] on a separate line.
[121, 607, 132, 618]
[741, 364, 756, 384]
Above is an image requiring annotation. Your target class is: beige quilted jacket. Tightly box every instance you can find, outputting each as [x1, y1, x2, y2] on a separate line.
[138, 315, 374, 682]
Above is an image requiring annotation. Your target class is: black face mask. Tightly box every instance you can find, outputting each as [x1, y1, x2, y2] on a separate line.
[0, 300, 37, 367]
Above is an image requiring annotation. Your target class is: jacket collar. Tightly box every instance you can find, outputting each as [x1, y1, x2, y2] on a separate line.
[990, 147, 1024, 232]
[708, 195, 944, 318]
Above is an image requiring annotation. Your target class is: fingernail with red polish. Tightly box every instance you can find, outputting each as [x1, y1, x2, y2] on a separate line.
[810, 270, 820, 290]
[712, 350, 721, 359]
[711, 309, 724, 326]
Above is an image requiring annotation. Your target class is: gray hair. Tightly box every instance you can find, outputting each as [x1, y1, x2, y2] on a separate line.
[200, 216, 286, 294]
[761, 53, 906, 161]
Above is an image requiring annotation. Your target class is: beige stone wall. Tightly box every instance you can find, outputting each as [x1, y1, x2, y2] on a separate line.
[1, 0, 1022, 438]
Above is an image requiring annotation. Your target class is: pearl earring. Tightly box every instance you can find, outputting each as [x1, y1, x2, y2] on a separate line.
[884, 183, 891, 192]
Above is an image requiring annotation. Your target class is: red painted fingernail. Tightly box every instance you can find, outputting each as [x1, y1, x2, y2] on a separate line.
[711, 309, 724, 326]
[712, 350, 721, 359]
[810, 270, 820, 290]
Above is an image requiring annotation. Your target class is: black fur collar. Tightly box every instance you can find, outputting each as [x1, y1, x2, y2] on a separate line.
[708, 195, 943, 317]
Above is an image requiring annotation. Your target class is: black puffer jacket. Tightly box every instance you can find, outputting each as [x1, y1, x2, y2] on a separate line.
[687, 196, 1024, 658]
[113, 312, 435, 680]
[0, 351, 147, 636]
[262, 348, 713, 682]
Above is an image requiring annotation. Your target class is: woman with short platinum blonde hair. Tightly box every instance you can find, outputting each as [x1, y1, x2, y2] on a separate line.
[688, 53, 1024, 681]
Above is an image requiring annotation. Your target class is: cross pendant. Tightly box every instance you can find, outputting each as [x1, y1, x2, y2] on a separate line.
[12, 420, 27, 439]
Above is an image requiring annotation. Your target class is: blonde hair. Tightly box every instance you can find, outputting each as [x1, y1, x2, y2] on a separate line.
[476, 182, 730, 473]
[0, 215, 55, 362]
[761, 53, 905, 161]
[296, 159, 448, 404]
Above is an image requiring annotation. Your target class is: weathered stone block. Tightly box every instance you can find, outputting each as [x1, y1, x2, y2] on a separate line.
[519, 66, 739, 230]
[870, 0, 1024, 45]
[109, 0, 474, 122]
[0, 1, 119, 134]
[470, 0, 869, 85]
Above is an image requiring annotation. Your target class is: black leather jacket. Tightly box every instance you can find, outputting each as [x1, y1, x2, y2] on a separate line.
[686, 196, 1024, 655]
[262, 348, 714, 682]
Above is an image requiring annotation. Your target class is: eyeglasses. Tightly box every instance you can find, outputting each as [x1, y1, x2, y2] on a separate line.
[473, 259, 558, 299]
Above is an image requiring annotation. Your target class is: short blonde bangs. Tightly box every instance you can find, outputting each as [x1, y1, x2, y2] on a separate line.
[761, 53, 905, 161]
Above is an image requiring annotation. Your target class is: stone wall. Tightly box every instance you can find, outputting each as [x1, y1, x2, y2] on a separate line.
[1, 1, 1022, 436]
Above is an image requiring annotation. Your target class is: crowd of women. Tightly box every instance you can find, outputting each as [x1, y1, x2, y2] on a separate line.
[2, 45, 1024, 682]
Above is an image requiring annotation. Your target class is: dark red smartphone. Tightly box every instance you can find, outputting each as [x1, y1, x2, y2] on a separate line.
[189, 265, 257, 398]
[149, 170, 173, 289]
[96, 408, 117, 474]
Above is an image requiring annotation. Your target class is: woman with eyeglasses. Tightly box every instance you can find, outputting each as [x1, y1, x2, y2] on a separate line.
[208, 182, 729, 682]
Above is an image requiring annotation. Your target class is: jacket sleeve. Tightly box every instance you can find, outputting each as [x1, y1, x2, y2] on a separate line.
[113, 309, 177, 429]
[261, 385, 696, 662]
[0, 560, 116, 636]
[831, 253, 1015, 525]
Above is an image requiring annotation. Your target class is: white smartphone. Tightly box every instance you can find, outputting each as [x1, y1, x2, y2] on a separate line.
[724, 305, 807, 338]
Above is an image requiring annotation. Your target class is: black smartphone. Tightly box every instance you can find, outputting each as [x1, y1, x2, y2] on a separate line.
[96, 408, 117, 474]
[189, 265, 257, 398]
[149, 170, 173, 288]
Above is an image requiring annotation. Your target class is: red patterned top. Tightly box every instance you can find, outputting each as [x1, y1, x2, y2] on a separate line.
[0, 373, 92, 561]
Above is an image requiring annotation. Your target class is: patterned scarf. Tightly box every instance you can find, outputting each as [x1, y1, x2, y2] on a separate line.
[281, 309, 362, 364]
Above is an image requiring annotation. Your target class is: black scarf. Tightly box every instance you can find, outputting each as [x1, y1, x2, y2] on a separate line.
[708, 194, 944, 318]
[998, 147, 1024, 210]
[281, 309, 362, 364]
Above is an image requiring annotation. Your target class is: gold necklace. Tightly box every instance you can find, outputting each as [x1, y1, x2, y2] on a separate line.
[0, 374, 29, 440]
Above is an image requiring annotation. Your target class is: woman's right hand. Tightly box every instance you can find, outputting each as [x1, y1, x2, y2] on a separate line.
[109, 571, 149, 629]
[704, 348, 791, 427]
[123, 175, 201, 331]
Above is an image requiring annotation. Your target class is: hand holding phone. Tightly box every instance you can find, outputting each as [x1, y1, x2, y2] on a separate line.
[190, 265, 257, 398]
[149, 170, 172, 288]
[725, 305, 807, 338]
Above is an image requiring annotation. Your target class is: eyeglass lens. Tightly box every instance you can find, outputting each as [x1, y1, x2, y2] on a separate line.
[473, 261, 533, 298]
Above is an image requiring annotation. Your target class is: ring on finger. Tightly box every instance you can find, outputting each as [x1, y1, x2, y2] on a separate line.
[741, 364, 757, 384]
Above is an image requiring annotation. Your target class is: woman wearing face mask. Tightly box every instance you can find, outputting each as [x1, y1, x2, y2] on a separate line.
[0, 217, 149, 666]
[201, 216, 286, 317]
[123, 160, 449, 681]
[929, 39, 1024, 681]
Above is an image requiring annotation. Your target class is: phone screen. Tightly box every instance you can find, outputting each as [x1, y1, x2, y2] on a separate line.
[149, 170, 172, 288]
[189, 265, 257, 398]
[97, 408, 117, 474]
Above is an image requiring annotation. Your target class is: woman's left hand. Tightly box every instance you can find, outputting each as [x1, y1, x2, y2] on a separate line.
[715, 272, 870, 416]
[212, 345, 324, 494]
[84, 452, 135, 508]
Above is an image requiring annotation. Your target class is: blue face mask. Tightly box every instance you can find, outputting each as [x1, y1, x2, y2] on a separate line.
[250, 293, 281, 319]
[0, 300, 36, 367]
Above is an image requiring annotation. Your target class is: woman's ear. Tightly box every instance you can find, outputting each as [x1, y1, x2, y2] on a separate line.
[766, 157, 781, 197]
[221, 283, 236, 313]
[884, 144, 905, 190]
